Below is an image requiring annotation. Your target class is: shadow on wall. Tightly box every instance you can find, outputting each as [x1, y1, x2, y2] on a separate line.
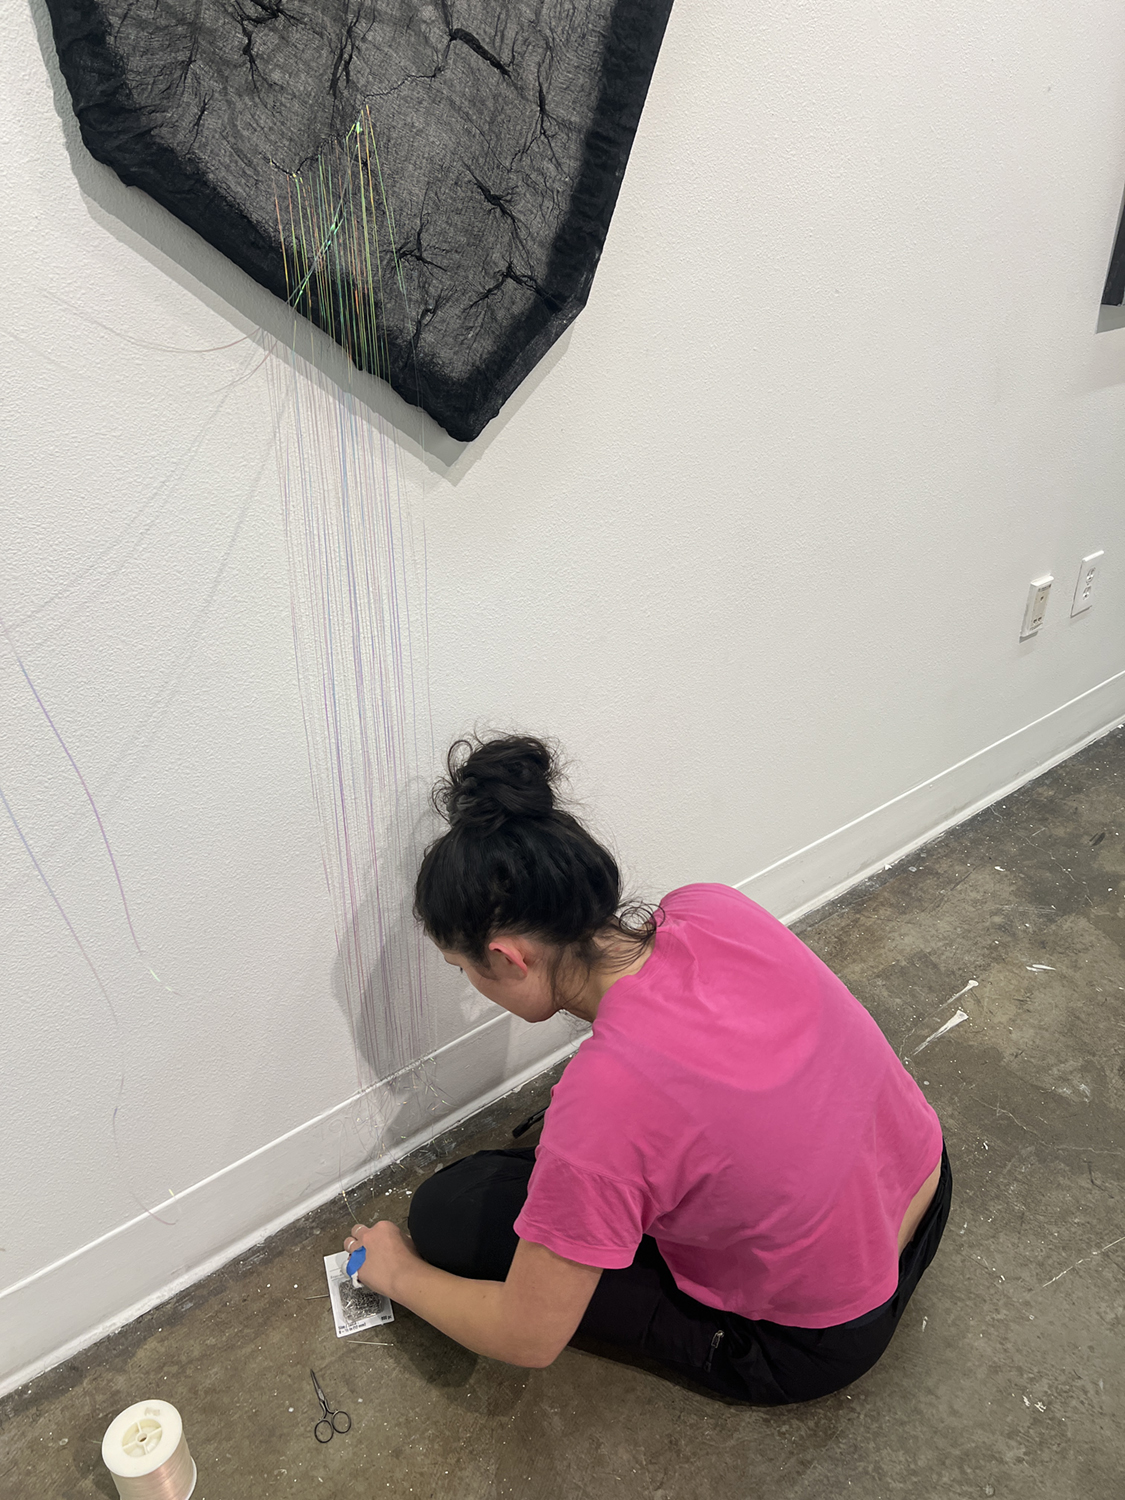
[26, 0, 572, 484]
[325, 761, 582, 1164]
[329, 770, 439, 1091]
[325, 771, 530, 1160]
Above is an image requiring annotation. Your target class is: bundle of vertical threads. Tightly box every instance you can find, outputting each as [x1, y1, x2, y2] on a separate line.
[269, 110, 436, 1106]
[275, 106, 406, 390]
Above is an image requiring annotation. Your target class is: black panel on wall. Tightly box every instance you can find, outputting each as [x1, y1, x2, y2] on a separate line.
[44, 1, 674, 441]
[1103, 199, 1125, 306]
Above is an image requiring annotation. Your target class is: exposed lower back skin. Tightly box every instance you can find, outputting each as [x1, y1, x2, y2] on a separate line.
[897, 1158, 942, 1254]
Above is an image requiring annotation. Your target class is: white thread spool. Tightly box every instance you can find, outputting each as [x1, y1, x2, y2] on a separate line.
[101, 1400, 197, 1500]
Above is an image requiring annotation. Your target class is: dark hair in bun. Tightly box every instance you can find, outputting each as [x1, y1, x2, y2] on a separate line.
[439, 735, 556, 835]
[414, 734, 658, 985]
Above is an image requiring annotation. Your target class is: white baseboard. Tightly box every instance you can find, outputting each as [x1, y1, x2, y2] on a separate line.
[4, 668, 1123, 1400]
[0, 1011, 579, 1399]
[741, 668, 1125, 923]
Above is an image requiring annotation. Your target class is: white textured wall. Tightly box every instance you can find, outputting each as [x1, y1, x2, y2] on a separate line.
[4, 0, 1125, 1389]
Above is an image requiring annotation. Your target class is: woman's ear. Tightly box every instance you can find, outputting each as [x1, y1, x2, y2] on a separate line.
[487, 937, 531, 977]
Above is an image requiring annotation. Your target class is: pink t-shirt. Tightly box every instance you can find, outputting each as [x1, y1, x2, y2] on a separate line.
[513, 883, 943, 1327]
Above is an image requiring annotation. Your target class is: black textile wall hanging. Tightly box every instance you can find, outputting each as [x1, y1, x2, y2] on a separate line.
[45, 2, 674, 441]
[1104, 197, 1125, 306]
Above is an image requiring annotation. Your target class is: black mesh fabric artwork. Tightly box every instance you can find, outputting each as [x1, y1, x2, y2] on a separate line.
[1104, 201, 1125, 306]
[44, 1, 674, 440]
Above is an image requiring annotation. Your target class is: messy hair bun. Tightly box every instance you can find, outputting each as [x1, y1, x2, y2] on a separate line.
[438, 736, 556, 835]
[414, 733, 658, 980]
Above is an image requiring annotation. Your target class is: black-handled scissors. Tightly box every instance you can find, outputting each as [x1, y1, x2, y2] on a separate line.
[310, 1368, 352, 1443]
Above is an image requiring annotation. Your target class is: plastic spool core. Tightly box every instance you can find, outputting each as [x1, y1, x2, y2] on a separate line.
[122, 1418, 163, 1457]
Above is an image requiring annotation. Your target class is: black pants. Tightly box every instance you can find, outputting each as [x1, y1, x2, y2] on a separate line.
[408, 1144, 952, 1404]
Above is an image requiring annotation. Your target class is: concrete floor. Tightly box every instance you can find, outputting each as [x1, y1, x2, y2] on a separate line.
[3, 726, 1123, 1500]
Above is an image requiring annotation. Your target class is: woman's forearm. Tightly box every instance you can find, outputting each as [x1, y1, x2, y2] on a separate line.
[348, 1220, 599, 1367]
[390, 1257, 552, 1367]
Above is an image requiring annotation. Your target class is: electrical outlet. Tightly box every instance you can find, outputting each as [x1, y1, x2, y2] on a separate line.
[1020, 575, 1053, 639]
[1071, 551, 1104, 616]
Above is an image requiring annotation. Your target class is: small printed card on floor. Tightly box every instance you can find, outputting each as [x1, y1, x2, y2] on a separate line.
[322, 1252, 396, 1338]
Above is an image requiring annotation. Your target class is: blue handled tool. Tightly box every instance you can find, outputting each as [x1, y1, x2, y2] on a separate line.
[345, 1246, 366, 1286]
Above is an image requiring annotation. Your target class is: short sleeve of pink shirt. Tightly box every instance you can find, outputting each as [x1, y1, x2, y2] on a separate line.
[513, 884, 943, 1327]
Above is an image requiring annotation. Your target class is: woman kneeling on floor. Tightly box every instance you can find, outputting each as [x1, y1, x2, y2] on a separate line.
[343, 735, 951, 1405]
